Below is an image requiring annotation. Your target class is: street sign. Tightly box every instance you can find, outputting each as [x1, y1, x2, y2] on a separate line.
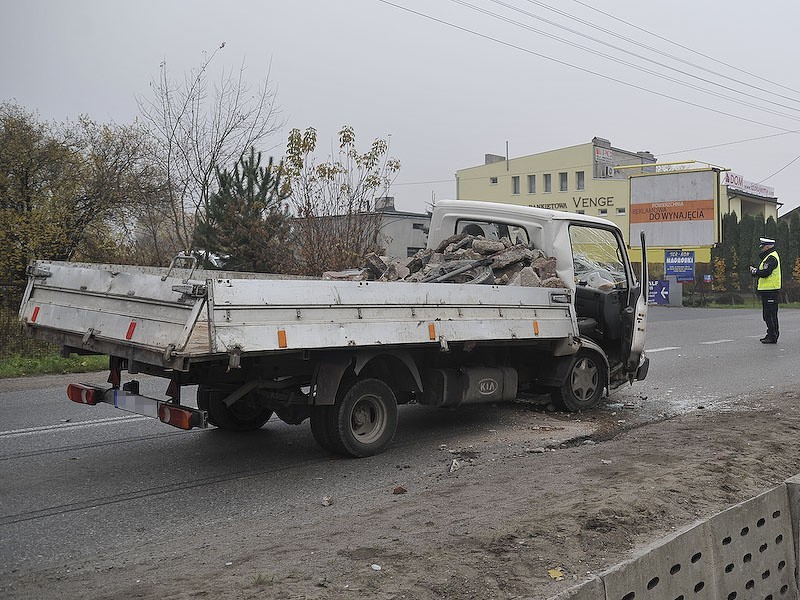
[648, 280, 669, 305]
[665, 249, 695, 282]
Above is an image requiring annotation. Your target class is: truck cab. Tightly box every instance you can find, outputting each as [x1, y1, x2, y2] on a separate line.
[428, 199, 649, 409]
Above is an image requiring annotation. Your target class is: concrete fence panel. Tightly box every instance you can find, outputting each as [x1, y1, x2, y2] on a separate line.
[548, 478, 800, 600]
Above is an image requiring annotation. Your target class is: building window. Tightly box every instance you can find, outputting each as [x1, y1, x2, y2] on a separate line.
[490, 176, 498, 185]
[576, 171, 585, 191]
[527, 174, 536, 194]
[544, 173, 552, 193]
[559, 172, 568, 192]
[616, 207, 626, 215]
[512, 175, 520, 195]
[599, 208, 608, 215]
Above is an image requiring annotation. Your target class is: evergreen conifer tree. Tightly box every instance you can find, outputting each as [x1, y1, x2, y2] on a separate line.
[195, 148, 292, 272]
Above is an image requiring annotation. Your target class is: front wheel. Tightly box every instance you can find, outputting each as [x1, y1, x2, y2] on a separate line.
[315, 378, 399, 457]
[551, 350, 605, 411]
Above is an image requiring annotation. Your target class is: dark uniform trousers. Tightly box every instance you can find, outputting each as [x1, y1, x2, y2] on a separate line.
[760, 290, 780, 340]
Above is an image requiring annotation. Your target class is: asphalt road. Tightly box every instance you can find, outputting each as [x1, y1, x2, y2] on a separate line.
[1, 306, 798, 581]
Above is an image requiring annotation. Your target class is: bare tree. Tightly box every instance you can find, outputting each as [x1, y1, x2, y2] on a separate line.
[137, 43, 282, 256]
[284, 126, 401, 275]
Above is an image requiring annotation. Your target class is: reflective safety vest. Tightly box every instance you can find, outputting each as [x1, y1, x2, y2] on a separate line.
[757, 250, 781, 291]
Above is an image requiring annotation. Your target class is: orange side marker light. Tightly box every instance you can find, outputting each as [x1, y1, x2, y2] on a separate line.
[428, 323, 437, 340]
[533, 321, 540, 335]
[277, 329, 288, 348]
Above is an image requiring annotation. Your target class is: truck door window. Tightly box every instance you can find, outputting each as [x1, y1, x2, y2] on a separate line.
[456, 219, 529, 246]
[569, 226, 627, 289]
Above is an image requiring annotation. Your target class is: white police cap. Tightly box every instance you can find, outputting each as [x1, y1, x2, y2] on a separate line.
[759, 237, 775, 246]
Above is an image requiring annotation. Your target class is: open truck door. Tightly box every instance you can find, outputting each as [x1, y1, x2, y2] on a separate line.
[624, 231, 648, 380]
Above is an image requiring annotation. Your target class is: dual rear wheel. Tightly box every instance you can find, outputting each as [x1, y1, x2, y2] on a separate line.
[197, 386, 273, 431]
[197, 377, 399, 458]
[311, 378, 399, 458]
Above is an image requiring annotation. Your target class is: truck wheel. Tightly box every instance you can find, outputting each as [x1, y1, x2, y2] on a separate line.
[551, 350, 605, 412]
[206, 390, 273, 431]
[328, 378, 398, 457]
[310, 406, 337, 452]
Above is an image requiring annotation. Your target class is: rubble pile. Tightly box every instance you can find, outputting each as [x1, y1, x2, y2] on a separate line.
[323, 233, 566, 288]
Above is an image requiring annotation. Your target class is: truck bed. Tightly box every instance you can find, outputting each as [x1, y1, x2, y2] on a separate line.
[19, 260, 578, 371]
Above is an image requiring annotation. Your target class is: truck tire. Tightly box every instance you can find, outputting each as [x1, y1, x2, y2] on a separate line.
[310, 405, 337, 452]
[551, 350, 605, 412]
[202, 388, 273, 431]
[325, 378, 398, 457]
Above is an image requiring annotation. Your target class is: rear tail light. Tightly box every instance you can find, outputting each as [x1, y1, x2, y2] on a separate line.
[67, 383, 102, 405]
[158, 404, 204, 430]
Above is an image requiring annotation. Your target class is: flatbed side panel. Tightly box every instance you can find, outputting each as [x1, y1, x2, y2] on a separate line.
[209, 278, 576, 353]
[210, 278, 564, 308]
[20, 261, 209, 358]
[212, 310, 576, 352]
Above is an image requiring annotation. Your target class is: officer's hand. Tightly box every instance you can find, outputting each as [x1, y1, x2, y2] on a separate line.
[749, 266, 757, 275]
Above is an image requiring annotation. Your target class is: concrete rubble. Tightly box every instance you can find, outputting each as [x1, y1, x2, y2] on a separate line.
[322, 233, 566, 288]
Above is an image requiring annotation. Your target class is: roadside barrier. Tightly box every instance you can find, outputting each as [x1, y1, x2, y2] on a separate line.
[548, 474, 800, 600]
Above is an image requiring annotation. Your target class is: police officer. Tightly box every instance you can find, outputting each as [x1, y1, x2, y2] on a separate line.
[750, 237, 781, 344]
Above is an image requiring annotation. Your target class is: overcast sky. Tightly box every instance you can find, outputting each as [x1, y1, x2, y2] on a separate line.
[3, 0, 800, 215]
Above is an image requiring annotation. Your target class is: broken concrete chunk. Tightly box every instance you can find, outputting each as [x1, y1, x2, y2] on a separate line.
[531, 256, 558, 279]
[472, 239, 506, 255]
[405, 248, 434, 274]
[435, 233, 467, 253]
[379, 262, 410, 282]
[445, 248, 483, 262]
[323, 269, 370, 281]
[508, 266, 542, 287]
[364, 253, 388, 278]
[541, 276, 567, 288]
[490, 245, 533, 270]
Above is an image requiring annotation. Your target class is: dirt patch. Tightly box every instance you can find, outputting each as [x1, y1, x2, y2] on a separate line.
[4, 388, 800, 600]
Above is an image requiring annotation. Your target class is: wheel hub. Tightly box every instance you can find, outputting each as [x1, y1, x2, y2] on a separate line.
[571, 358, 599, 401]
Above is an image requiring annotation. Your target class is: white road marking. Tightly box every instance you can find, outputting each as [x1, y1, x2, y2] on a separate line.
[699, 339, 734, 345]
[0, 415, 149, 438]
[646, 347, 681, 353]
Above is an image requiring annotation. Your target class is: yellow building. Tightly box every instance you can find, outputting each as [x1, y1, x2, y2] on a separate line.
[455, 136, 779, 266]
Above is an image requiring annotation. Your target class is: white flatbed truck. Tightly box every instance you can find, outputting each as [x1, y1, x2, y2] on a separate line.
[18, 199, 649, 457]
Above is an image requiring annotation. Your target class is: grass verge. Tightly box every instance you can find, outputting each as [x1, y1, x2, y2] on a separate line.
[0, 353, 107, 379]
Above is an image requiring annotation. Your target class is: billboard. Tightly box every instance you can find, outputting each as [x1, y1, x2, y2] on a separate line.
[629, 170, 717, 247]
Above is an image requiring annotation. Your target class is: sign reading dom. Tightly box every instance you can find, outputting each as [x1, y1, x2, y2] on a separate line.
[665, 249, 695, 283]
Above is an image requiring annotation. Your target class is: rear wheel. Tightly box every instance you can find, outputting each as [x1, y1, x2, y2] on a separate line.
[310, 405, 338, 452]
[313, 378, 398, 457]
[551, 350, 605, 411]
[199, 387, 272, 431]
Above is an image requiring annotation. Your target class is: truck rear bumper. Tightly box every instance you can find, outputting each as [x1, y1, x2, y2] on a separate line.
[67, 382, 208, 430]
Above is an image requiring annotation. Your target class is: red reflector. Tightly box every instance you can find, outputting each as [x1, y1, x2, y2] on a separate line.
[31, 306, 40, 322]
[67, 383, 100, 405]
[158, 404, 193, 430]
[125, 321, 137, 340]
